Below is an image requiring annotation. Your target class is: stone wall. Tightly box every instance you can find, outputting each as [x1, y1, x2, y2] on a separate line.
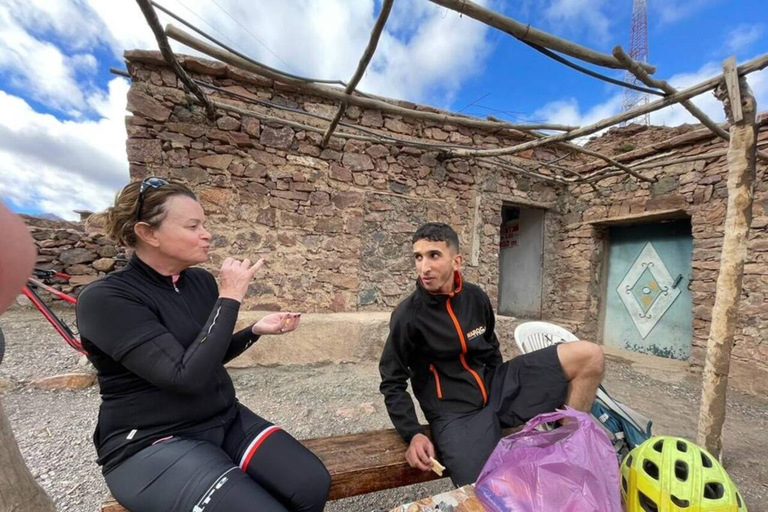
[25, 216, 127, 294]
[554, 124, 768, 395]
[123, 50, 569, 313]
[110, 51, 767, 395]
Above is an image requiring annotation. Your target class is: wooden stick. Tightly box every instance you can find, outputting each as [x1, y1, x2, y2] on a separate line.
[135, 0, 216, 120]
[164, 24, 576, 133]
[199, 96, 472, 151]
[440, 51, 768, 158]
[553, 139, 653, 182]
[573, 118, 767, 175]
[322, 0, 394, 147]
[485, 115, 646, 180]
[584, 139, 768, 183]
[722, 57, 743, 123]
[613, 46, 768, 163]
[696, 71, 757, 459]
[476, 159, 568, 184]
[426, 0, 654, 72]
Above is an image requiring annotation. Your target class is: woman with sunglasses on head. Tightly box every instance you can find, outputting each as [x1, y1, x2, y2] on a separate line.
[77, 178, 330, 512]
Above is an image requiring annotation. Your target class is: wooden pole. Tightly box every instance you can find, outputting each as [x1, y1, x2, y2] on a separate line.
[0, 399, 57, 512]
[613, 46, 768, 163]
[440, 51, 768, 158]
[696, 64, 758, 458]
[322, 0, 394, 147]
[135, 0, 216, 120]
[165, 24, 576, 133]
[426, 0, 654, 72]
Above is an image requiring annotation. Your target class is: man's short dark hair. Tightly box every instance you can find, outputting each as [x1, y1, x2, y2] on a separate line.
[412, 223, 460, 253]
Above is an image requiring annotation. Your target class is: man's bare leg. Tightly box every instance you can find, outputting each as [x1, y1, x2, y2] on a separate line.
[557, 341, 605, 411]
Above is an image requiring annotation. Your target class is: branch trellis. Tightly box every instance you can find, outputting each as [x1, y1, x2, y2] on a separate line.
[132, 0, 767, 459]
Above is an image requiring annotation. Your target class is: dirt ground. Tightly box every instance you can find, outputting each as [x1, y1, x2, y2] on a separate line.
[0, 306, 766, 512]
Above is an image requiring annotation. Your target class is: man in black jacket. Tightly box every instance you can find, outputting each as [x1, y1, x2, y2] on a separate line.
[379, 223, 605, 485]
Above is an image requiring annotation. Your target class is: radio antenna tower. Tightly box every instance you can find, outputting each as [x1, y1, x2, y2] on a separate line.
[622, 0, 650, 125]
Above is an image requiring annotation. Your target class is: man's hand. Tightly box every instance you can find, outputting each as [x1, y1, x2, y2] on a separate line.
[405, 433, 435, 472]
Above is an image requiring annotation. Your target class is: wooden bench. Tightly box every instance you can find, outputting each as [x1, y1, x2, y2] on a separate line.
[102, 427, 515, 511]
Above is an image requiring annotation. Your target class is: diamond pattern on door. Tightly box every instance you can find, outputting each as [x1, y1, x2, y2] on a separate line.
[617, 242, 681, 339]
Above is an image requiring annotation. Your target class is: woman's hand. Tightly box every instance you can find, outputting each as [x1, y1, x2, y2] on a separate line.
[252, 313, 301, 336]
[218, 258, 264, 303]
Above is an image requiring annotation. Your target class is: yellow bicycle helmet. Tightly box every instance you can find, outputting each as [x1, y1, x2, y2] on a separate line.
[621, 436, 747, 512]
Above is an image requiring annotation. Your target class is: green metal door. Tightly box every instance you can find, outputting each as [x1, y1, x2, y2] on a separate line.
[602, 220, 693, 359]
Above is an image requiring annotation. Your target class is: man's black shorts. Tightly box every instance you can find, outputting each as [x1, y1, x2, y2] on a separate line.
[431, 344, 568, 486]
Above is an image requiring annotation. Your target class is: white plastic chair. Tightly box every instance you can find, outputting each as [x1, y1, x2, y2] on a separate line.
[513, 321, 579, 355]
[514, 321, 613, 406]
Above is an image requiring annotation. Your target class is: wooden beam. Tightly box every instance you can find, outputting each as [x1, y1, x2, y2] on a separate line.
[696, 72, 757, 458]
[613, 46, 768, 163]
[477, 158, 569, 185]
[426, 0, 654, 72]
[165, 24, 576, 133]
[322, 0, 394, 147]
[722, 57, 743, 123]
[573, 115, 768, 175]
[135, 0, 215, 120]
[486, 114, 651, 181]
[198, 96, 478, 152]
[554, 138, 654, 182]
[440, 51, 768, 158]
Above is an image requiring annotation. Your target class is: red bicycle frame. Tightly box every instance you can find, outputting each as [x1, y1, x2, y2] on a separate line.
[22, 269, 87, 355]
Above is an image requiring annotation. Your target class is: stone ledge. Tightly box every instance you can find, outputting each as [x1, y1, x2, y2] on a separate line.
[228, 311, 522, 367]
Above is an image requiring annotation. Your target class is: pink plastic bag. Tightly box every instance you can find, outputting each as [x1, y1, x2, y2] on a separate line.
[475, 407, 622, 512]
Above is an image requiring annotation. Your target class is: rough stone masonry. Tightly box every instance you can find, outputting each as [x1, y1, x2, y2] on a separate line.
[26, 50, 766, 396]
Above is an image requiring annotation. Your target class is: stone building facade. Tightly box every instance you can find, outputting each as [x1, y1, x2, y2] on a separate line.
[62, 49, 763, 394]
[123, 50, 569, 315]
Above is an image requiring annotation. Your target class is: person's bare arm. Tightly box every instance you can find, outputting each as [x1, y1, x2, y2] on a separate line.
[0, 202, 35, 314]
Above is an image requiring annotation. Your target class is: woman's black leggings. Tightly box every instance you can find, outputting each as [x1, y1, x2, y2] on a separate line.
[104, 405, 331, 512]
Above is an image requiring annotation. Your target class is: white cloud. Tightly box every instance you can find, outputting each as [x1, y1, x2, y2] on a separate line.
[0, 79, 130, 221]
[531, 56, 768, 135]
[0, 3, 91, 113]
[543, 0, 612, 44]
[653, 0, 715, 25]
[0, 0, 496, 219]
[725, 24, 765, 54]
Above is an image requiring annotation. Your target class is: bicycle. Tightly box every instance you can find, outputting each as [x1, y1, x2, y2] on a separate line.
[8, 269, 87, 356]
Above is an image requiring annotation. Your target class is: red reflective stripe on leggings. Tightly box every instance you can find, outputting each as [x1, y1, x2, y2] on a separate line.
[239, 426, 281, 471]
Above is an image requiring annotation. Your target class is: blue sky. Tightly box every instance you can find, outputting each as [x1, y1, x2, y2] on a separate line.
[1, 0, 766, 220]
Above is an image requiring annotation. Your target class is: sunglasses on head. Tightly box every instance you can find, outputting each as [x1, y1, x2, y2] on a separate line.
[135, 177, 169, 221]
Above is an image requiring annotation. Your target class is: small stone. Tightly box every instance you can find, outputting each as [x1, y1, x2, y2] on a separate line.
[241, 117, 261, 137]
[260, 125, 294, 149]
[92, 258, 116, 273]
[366, 145, 390, 159]
[30, 373, 97, 390]
[342, 153, 374, 171]
[127, 89, 171, 122]
[360, 110, 383, 127]
[65, 264, 94, 275]
[330, 164, 353, 183]
[59, 248, 98, 266]
[69, 275, 100, 287]
[194, 154, 234, 171]
[167, 122, 207, 138]
[216, 116, 241, 131]
[358, 288, 377, 305]
[384, 118, 413, 135]
[127, 139, 163, 164]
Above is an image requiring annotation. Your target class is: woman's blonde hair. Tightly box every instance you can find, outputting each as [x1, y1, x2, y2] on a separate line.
[88, 178, 197, 247]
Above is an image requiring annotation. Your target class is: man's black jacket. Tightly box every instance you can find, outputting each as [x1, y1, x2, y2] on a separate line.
[379, 272, 502, 442]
